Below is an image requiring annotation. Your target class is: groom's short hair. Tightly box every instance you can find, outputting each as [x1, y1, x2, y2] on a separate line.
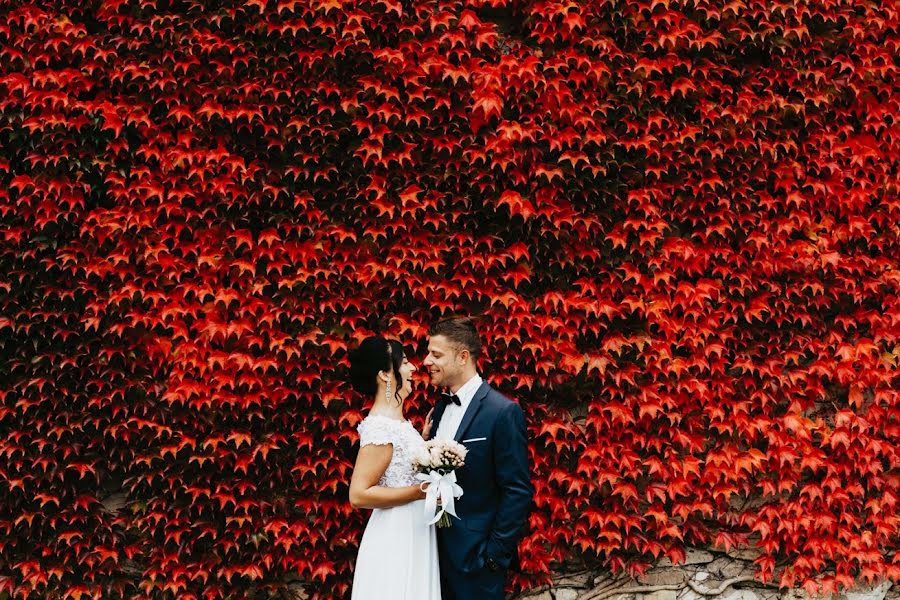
[429, 317, 481, 360]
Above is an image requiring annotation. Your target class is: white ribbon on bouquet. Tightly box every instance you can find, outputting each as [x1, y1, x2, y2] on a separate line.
[416, 470, 464, 526]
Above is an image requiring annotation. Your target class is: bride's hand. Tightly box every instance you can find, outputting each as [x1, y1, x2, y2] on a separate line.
[420, 482, 440, 505]
[421, 407, 434, 439]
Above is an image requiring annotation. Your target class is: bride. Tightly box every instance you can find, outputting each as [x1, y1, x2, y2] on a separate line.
[347, 336, 440, 600]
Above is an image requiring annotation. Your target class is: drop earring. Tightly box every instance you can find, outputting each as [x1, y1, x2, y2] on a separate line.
[384, 341, 394, 403]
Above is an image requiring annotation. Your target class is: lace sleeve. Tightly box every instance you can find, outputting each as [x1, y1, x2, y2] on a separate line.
[357, 416, 396, 448]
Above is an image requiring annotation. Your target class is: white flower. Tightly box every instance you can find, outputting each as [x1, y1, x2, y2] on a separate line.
[414, 449, 432, 468]
[414, 439, 466, 475]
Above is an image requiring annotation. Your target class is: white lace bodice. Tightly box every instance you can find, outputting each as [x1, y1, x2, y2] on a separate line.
[356, 415, 425, 488]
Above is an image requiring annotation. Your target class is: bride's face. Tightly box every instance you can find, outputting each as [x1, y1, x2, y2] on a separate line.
[396, 355, 416, 399]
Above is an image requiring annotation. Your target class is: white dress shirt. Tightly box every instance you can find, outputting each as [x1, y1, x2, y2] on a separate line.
[435, 373, 483, 440]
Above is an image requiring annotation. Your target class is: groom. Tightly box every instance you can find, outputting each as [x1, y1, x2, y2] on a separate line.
[424, 317, 534, 599]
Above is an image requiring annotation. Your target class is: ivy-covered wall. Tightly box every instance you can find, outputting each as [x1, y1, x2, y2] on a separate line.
[0, 0, 898, 598]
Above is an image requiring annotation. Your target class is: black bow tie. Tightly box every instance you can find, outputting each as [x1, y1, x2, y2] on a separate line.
[439, 392, 461, 407]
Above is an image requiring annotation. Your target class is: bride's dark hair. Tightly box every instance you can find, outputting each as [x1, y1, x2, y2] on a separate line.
[348, 336, 404, 399]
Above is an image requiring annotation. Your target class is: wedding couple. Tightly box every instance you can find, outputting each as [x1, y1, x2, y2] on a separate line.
[347, 317, 534, 599]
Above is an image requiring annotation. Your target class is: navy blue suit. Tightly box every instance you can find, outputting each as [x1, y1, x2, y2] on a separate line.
[428, 381, 534, 599]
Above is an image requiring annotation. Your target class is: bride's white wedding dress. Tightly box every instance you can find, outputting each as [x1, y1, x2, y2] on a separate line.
[351, 414, 441, 600]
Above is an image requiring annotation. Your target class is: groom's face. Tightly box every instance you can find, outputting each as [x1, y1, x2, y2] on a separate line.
[423, 335, 464, 388]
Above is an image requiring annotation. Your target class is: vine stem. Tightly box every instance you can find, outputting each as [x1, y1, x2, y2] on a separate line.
[578, 574, 777, 600]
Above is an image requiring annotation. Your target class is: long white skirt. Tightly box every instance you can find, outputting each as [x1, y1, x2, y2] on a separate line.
[351, 499, 441, 600]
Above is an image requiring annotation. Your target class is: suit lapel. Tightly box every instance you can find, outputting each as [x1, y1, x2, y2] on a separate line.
[453, 381, 490, 443]
[428, 398, 449, 441]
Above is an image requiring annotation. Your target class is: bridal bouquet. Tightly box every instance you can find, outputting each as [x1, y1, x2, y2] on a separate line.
[413, 439, 467, 528]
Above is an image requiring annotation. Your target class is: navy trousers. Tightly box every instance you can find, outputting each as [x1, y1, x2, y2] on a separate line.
[438, 547, 506, 600]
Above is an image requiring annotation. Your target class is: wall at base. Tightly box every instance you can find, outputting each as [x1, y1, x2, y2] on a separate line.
[514, 550, 895, 600]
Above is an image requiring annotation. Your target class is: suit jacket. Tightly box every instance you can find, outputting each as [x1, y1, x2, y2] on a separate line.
[428, 380, 534, 574]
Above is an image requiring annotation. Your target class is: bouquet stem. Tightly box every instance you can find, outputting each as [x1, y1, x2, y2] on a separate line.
[437, 512, 452, 528]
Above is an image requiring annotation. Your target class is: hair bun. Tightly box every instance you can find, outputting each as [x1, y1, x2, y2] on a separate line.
[347, 336, 393, 396]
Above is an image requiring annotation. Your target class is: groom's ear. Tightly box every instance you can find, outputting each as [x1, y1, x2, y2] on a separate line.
[456, 348, 470, 364]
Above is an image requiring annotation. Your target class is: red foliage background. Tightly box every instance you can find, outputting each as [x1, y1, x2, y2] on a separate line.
[1, 0, 898, 598]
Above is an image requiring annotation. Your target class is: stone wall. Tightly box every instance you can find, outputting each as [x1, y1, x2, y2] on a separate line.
[279, 547, 895, 599]
[514, 549, 895, 600]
